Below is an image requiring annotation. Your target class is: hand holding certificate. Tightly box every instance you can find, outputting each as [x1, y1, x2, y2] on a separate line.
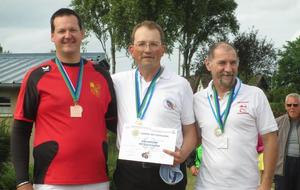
[118, 124, 177, 165]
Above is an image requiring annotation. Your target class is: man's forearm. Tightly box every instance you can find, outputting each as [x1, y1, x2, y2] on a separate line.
[181, 123, 198, 161]
[11, 120, 33, 185]
[261, 131, 278, 188]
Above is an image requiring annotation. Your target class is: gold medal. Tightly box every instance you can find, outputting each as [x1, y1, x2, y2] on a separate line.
[215, 128, 223, 137]
[70, 104, 83, 117]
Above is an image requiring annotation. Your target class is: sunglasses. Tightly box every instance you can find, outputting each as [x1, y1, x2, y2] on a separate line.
[286, 104, 299, 107]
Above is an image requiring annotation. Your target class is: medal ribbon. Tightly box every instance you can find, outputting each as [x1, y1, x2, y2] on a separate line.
[135, 67, 162, 120]
[207, 78, 241, 133]
[55, 57, 84, 103]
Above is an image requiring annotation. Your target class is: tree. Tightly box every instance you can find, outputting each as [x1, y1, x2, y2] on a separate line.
[108, 0, 179, 53]
[71, 0, 180, 73]
[0, 44, 3, 53]
[232, 28, 277, 83]
[71, 0, 117, 72]
[272, 37, 300, 100]
[72, 0, 239, 76]
[194, 28, 277, 84]
[177, 0, 239, 77]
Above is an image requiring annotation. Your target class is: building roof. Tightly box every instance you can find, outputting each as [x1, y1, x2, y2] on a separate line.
[0, 53, 105, 87]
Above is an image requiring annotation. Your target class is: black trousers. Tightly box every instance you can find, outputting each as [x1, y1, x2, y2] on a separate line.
[274, 156, 300, 190]
[113, 159, 187, 190]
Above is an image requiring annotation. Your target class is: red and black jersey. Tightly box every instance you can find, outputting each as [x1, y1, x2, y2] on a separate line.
[14, 59, 117, 184]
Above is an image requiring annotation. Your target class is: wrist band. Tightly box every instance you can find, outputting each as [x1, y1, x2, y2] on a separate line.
[16, 181, 30, 188]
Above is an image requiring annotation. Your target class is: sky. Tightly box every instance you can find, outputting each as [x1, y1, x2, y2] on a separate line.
[1, 0, 300, 72]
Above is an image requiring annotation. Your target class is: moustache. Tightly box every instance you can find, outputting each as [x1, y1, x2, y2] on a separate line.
[221, 74, 234, 77]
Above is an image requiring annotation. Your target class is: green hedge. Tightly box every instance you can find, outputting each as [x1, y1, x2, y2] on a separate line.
[270, 102, 285, 118]
[0, 162, 16, 190]
[0, 119, 15, 190]
[0, 119, 11, 171]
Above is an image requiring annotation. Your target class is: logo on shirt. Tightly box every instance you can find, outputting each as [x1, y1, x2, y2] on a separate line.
[90, 81, 101, 97]
[237, 101, 249, 114]
[41, 65, 50, 72]
[163, 98, 177, 111]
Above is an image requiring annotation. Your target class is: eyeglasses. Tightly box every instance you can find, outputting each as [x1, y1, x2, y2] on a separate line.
[286, 104, 299, 107]
[134, 41, 162, 50]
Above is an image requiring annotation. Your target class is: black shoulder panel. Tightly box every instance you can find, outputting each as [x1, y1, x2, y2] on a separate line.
[92, 63, 117, 133]
[23, 65, 51, 120]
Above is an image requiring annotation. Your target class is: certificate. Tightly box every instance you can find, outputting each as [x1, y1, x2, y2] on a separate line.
[118, 124, 177, 165]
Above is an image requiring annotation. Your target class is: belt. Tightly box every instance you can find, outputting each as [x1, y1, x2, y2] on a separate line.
[118, 159, 160, 169]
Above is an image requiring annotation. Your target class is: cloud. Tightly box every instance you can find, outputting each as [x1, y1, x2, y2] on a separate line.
[291, 30, 300, 41]
[235, 0, 300, 48]
[0, 0, 70, 28]
[1, 28, 53, 53]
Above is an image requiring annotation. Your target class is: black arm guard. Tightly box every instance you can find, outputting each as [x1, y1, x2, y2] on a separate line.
[10, 120, 33, 184]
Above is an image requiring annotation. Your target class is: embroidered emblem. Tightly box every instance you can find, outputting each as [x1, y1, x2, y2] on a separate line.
[90, 81, 101, 97]
[41, 65, 50, 72]
[163, 98, 177, 110]
[237, 101, 249, 114]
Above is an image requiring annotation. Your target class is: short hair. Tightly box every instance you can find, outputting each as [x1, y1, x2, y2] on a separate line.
[207, 42, 239, 62]
[130, 20, 165, 44]
[50, 8, 82, 33]
[285, 93, 300, 103]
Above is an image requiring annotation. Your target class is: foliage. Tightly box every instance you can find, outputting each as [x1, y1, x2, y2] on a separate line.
[269, 102, 285, 118]
[232, 28, 277, 83]
[0, 162, 16, 190]
[108, 131, 117, 190]
[272, 37, 300, 95]
[0, 119, 15, 190]
[194, 28, 277, 85]
[177, 0, 239, 77]
[0, 119, 11, 170]
[71, 0, 180, 73]
[0, 162, 34, 190]
[71, 0, 239, 76]
[0, 43, 3, 53]
[71, 0, 116, 72]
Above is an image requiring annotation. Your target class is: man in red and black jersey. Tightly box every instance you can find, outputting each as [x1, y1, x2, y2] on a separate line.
[11, 8, 117, 190]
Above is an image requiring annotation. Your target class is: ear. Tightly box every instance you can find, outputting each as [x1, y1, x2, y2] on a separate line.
[128, 45, 134, 55]
[204, 58, 211, 71]
[160, 45, 166, 56]
[51, 32, 54, 42]
[81, 29, 85, 38]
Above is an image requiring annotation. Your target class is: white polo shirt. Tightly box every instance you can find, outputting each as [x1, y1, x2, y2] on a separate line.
[112, 67, 195, 149]
[193, 79, 278, 190]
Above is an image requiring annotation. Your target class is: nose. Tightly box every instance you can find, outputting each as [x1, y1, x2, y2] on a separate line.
[65, 31, 72, 38]
[224, 62, 233, 72]
[144, 44, 152, 52]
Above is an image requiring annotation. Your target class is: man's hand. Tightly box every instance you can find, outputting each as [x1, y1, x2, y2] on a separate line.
[164, 123, 198, 166]
[163, 148, 186, 166]
[190, 166, 199, 176]
[257, 181, 272, 190]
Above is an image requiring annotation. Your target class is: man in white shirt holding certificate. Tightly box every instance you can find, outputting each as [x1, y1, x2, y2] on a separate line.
[112, 20, 197, 190]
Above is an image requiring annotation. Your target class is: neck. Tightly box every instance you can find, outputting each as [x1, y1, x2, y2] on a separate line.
[56, 53, 81, 64]
[138, 65, 161, 82]
[290, 116, 300, 121]
[214, 85, 232, 99]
